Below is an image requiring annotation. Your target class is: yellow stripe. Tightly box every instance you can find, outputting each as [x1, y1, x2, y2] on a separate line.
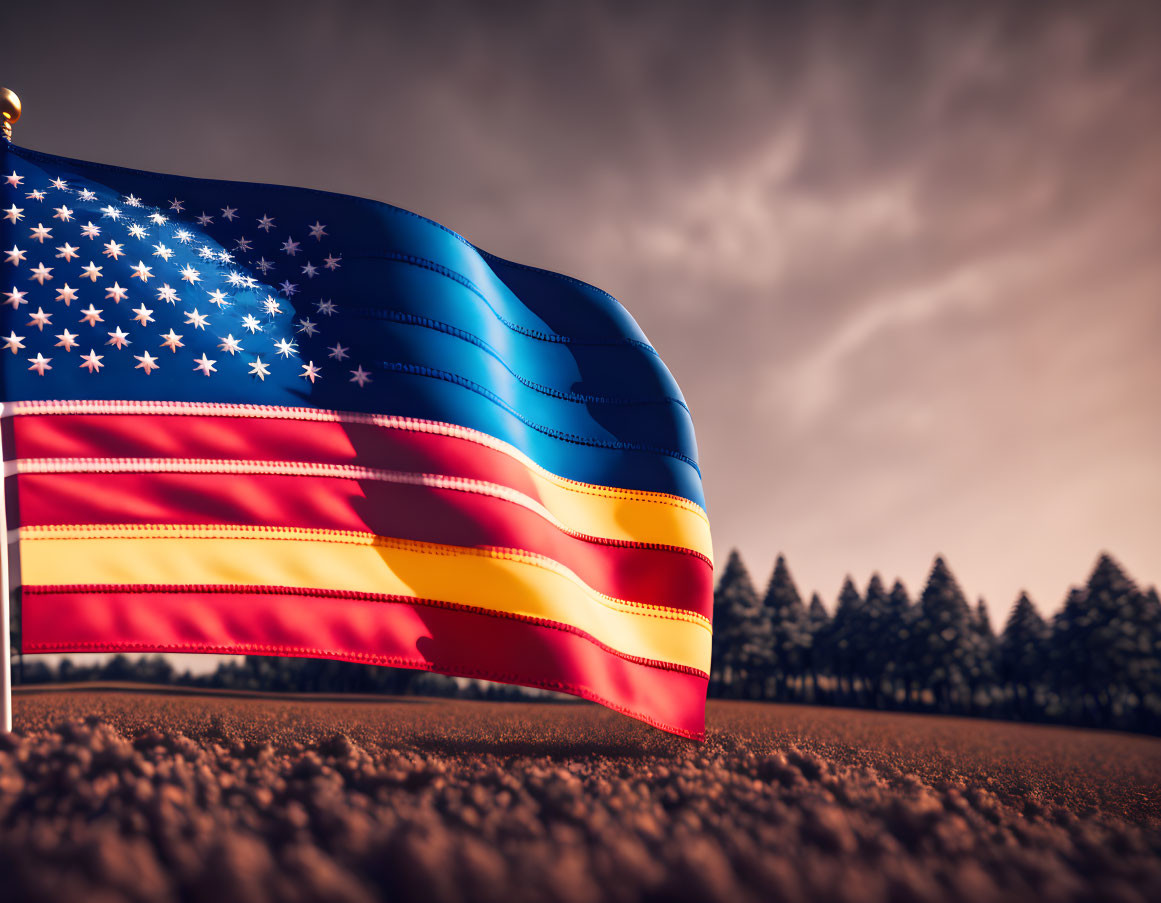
[18, 525, 712, 674]
[5, 401, 713, 559]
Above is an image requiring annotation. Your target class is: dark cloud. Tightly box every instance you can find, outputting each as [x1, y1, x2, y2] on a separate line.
[4, 0, 1159, 635]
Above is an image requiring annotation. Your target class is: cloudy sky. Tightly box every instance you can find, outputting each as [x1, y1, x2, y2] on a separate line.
[4, 0, 1159, 644]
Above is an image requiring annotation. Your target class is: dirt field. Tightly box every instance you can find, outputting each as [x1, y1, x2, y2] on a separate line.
[3, 689, 1160, 903]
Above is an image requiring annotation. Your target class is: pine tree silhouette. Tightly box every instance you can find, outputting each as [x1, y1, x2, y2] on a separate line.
[761, 555, 812, 699]
[711, 550, 765, 697]
[999, 592, 1048, 718]
[858, 574, 893, 705]
[914, 557, 980, 711]
[822, 577, 863, 703]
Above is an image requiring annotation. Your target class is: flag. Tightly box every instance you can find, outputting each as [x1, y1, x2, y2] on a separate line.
[0, 143, 711, 738]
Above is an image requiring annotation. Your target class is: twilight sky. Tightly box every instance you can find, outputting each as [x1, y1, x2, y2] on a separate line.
[3, 0, 1159, 637]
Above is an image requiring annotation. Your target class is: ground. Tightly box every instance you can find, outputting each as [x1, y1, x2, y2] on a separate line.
[2, 687, 1159, 903]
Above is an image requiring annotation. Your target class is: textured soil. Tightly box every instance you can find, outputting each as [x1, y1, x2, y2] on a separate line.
[2, 689, 1160, 903]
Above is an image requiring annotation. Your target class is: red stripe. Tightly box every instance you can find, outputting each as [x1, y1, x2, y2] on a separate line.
[8, 413, 700, 524]
[10, 471, 712, 617]
[21, 586, 707, 739]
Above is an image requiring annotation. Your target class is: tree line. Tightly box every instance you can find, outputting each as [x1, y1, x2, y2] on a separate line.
[712, 551, 1161, 733]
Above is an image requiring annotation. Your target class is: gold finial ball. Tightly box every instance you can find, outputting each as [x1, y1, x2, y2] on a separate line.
[1, 88, 22, 127]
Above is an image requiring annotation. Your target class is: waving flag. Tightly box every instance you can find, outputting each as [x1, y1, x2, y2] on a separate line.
[0, 143, 711, 738]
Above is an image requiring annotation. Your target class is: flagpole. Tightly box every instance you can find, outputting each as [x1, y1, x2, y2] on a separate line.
[0, 88, 21, 733]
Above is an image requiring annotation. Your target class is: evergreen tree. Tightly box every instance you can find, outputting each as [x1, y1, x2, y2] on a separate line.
[761, 555, 812, 698]
[882, 579, 913, 703]
[710, 550, 766, 697]
[975, 599, 995, 641]
[913, 556, 980, 710]
[821, 577, 863, 701]
[1056, 554, 1160, 727]
[808, 593, 829, 630]
[999, 592, 1048, 686]
[858, 574, 893, 705]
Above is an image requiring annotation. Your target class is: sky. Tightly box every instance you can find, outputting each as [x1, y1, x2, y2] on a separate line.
[2, 0, 1158, 671]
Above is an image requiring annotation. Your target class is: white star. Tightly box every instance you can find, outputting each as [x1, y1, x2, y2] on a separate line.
[184, 308, 210, 329]
[106, 326, 132, 349]
[55, 284, 79, 306]
[255, 257, 274, 274]
[131, 304, 155, 326]
[4, 287, 29, 308]
[127, 223, 148, 240]
[217, 249, 234, 264]
[225, 271, 245, 287]
[274, 338, 297, 358]
[323, 254, 341, 271]
[218, 334, 243, 355]
[130, 260, 153, 282]
[51, 178, 69, 191]
[169, 198, 185, 213]
[235, 236, 253, 252]
[349, 365, 372, 387]
[196, 212, 214, 226]
[79, 350, 104, 372]
[102, 240, 124, 259]
[281, 237, 300, 256]
[262, 295, 282, 316]
[198, 246, 217, 261]
[327, 342, 349, 361]
[156, 283, 179, 304]
[25, 189, 45, 202]
[3, 286, 28, 308]
[221, 206, 238, 221]
[80, 222, 100, 239]
[257, 214, 275, 232]
[241, 314, 263, 333]
[3, 204, 23, 223]
[300, 261, 319, 279]
[55, 242, 80, 262]
[6, 246, 26, 266]
[54, 329, 79, 351]
[28, 353, 53, 375]
[148, 212, 168, 226]
[174, 228, 193, 244]
[152, 243, 173, 261]
[300, 360, 322, 383]
[100, 205, 122, 220]
[79, 261, 103, 282]
[3, 331, 25, 354]
[4, 171, 22, 188]
[27, 308, 52, 331]
[104, 282, 129, 303]
[29, 223, 52, 243]
[160, 329, 184, 352]
[206, 288, 231, 308]
[248, 356, 271, 380]
[296, 318, 318, 337]
[179, 264, 201, 284]
[193, 353, 217, 376]
[124, 194, 143, 207]
[79, 304, 104, 326]
[278, 280, 298, 297]
[29, 262, 54, 284]
[53, 205, 74, 222]
[77, 189, 97, 202]
[308, 221, 327, 240]
[134, 351, 160, 374]
[315, 299, 337, 316]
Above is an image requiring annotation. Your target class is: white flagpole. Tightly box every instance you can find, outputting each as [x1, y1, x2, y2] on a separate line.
[0, 88, 18, 734]
[0, 402, 11, 733]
